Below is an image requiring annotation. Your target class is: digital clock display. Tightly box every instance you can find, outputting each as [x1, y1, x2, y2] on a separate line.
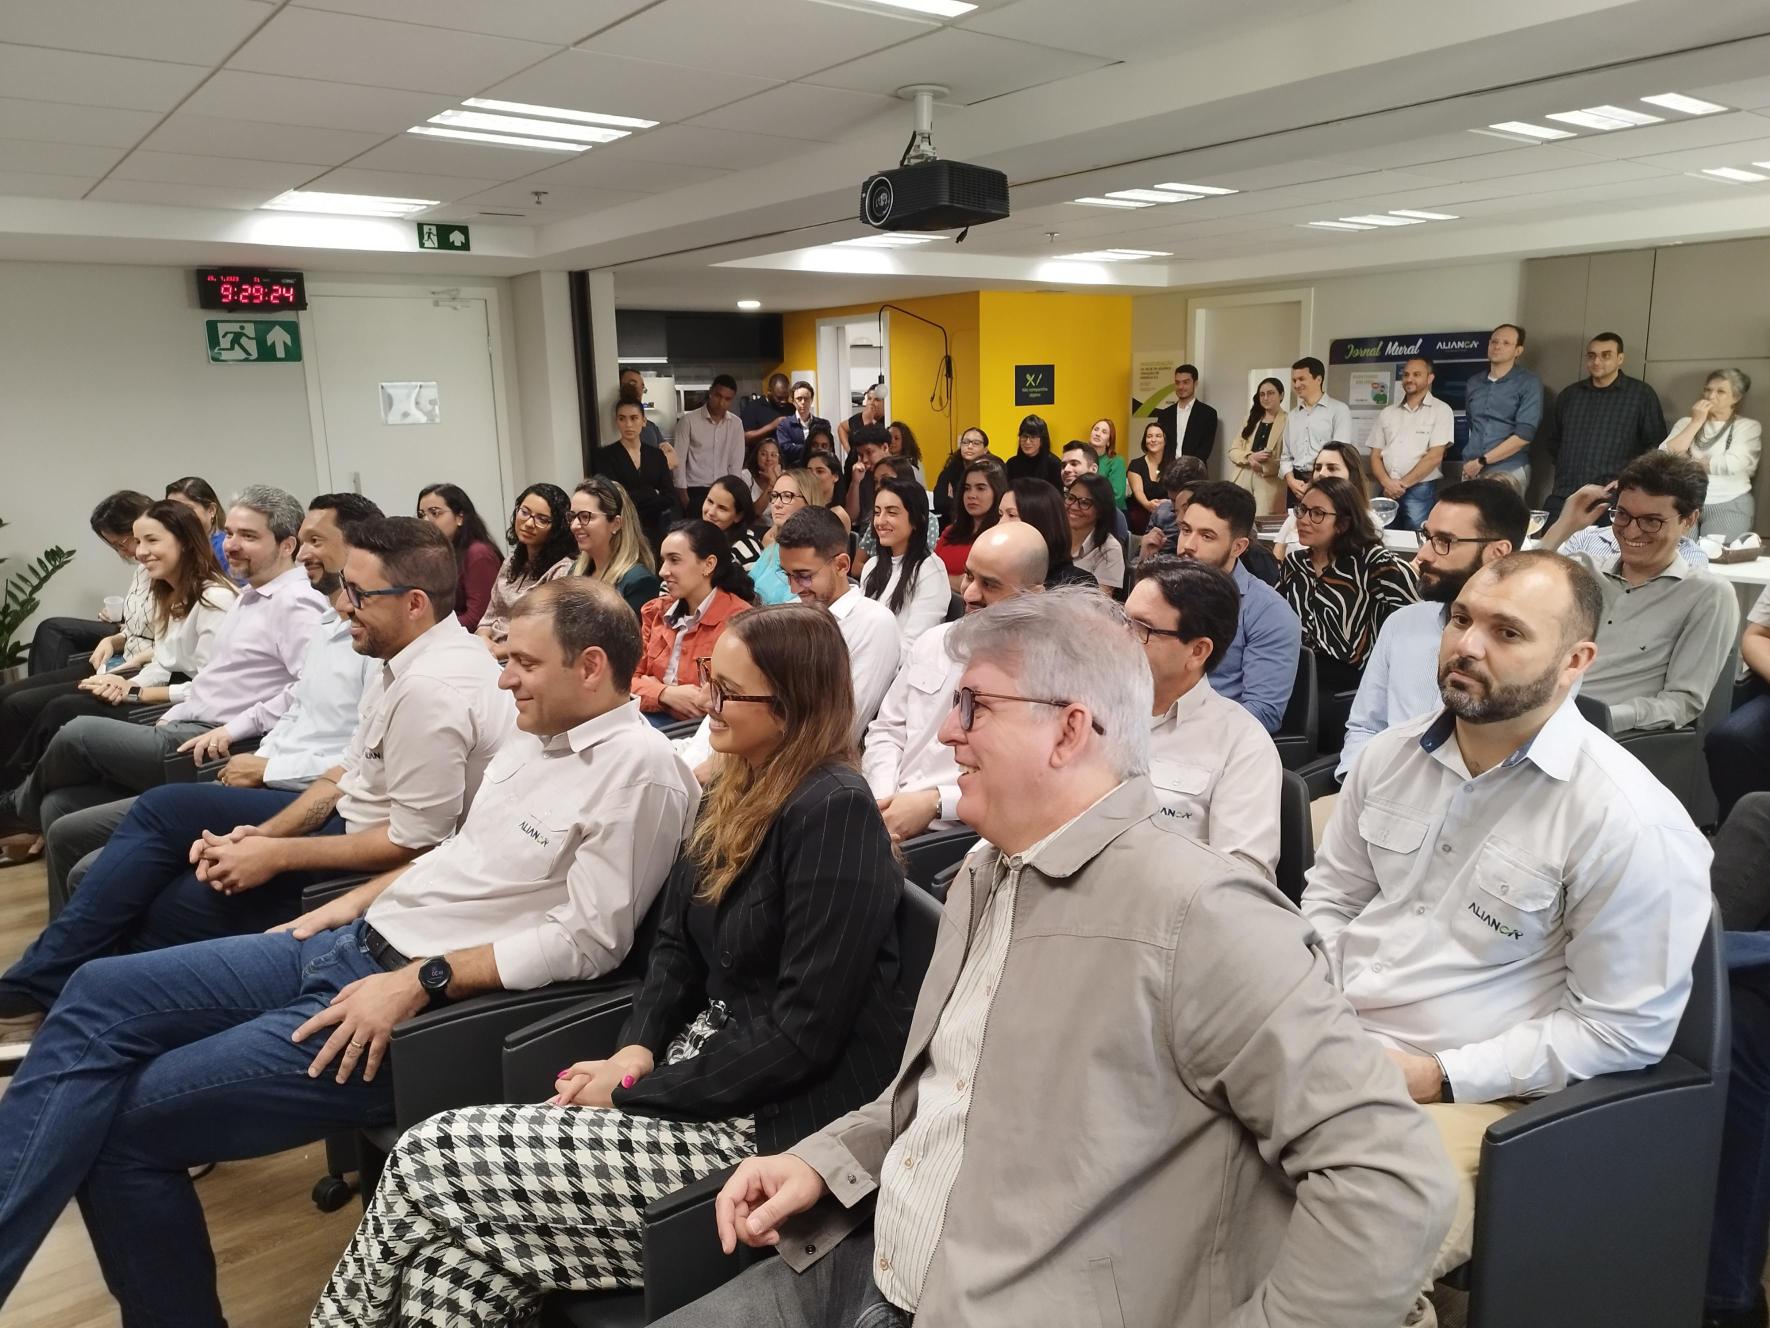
[196, 268, 307, 311]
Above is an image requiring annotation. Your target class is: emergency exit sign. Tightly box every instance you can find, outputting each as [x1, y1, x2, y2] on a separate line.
[416, 222, 471, 252]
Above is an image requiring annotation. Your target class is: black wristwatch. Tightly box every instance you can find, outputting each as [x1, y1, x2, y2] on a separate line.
[1476, 454, 1489, 469]
[417, 955, 454, 1006]
[1434, 1053, 1455, 1104]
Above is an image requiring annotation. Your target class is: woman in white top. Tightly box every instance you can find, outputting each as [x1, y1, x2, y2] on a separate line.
[1662, 368, 1761, 540]
[109, 501, 239, 706]
[1065, 474, 1126, 593]
[861, 476, 949, 652]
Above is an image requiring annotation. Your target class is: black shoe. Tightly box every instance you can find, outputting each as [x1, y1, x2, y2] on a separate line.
[1705, 1295, 1769, 1328]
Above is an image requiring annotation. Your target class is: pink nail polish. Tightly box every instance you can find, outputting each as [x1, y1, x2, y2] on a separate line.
[556, 1069, 570, 1079]
[620, 1074, 635, 1089]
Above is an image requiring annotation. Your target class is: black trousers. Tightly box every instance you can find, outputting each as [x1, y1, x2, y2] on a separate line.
[26, 617, 109, 676]
[0, 663, 105, 785]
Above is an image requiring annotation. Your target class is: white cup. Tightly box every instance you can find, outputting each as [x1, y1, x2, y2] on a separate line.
[102, 595, 125, 622]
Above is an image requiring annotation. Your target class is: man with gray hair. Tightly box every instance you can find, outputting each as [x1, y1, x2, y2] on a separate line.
[0, 486, 327, 893]
[658, 586, 1456, 1328]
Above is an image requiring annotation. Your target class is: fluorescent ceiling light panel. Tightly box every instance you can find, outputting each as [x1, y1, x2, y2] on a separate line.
[1702, 166, 1767, 182]
[261, 189, 438, 216]
[1106, 188, 1190, 203]
[1581, 104, 1664, 126]
[736, 300, 762, 310]
[430, 109, 627, 143]
[1155, 182, 1237, 195]
[460, 97, 657, 129]
[1387, 209, 1460, 220]
[1073, 196, 1151, 208]
[1641, 92, 1726, 116]
[1339, 213, 1423, 226]
[1105, 248, 1172, 257]
[408, 125, 586, 152]
[835, 234, 937, 247]
[840, 0, 976, 15]
[1484, 121, 1575, 140]
[1545, 108, 1637, 131]
[1304, 220, 1376, 231]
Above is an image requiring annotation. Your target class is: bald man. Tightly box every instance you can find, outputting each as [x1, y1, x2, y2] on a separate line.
[864, 523, 1050, 842]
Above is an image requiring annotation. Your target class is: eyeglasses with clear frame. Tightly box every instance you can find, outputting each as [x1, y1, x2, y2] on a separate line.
[951, 686, 1106, 735]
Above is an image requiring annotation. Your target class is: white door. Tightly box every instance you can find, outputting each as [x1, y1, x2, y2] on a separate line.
[307, 294, 510, 523]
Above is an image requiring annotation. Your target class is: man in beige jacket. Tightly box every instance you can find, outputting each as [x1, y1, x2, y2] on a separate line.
[656, 588, 1455, 1328]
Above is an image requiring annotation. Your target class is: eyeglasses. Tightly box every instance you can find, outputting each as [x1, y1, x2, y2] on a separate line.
[566, 511, 600, 528]
[1126, 617, 1186, 645]
[340, 577, 417, 609]
[1295, 504, 1337, 524]
[783, 558, 832, 588]
[1064, 492, 1097, 511]
[768, 489, 804, 506]
[693, 658, 774, 716]
[514, 508, 554, 528]
[1416, 529, 1503, 558]
[951, 687, 1106, 736]
[1609, 506, 1668, 537]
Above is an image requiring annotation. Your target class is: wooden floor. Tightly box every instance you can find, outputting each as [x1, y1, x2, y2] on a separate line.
[0, 857, 361, 1328]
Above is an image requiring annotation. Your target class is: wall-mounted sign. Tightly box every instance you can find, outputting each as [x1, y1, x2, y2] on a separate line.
[416, 222, 471, 252]
[197, 268, 306, 310]
[381, 381, 440, 424]
[205, 319, 301, 363]
[1014, 363, 1055, 407]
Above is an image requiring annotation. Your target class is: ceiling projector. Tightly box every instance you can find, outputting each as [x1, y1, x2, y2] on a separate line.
[859, 85, 1010, 234]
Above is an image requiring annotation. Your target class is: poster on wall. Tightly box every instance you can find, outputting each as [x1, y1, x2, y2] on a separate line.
[1328, 331, 1488, 456]
[1015, 364, 1055, 407]
[1130, 351, 1182, 422]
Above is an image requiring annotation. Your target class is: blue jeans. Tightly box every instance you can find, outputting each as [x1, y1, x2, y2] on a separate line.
[1708, 977, 1770, 1313]
[0, 782, 343, 1011]
[1395, 479, 1437, 531]
[1708, 693, 1770, 830]
[0, 922, 396, 1323]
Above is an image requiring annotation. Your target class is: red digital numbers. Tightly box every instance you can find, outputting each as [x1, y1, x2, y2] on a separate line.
[198, 268, 305, 310]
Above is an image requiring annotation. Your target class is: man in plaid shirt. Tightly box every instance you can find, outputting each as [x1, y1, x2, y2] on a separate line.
[1543, 331, 1667, 521]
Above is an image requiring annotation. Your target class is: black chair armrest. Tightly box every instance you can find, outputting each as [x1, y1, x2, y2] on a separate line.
[659, 717, 702, 741]
[641, 1164, 768, 1322]
[163, 735, 259, 784]
[1481, 1057, 1710, 1144]
[1295, 752, 1341, 801]
[127, 701, 173, 725]
[299, 873, 373, 909]
[501, 990, 640, 1101]
[900, 827, 978, 890]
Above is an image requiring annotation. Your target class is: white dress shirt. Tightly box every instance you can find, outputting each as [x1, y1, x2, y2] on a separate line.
[255, 610, 377, 790]
[1281, 394, 1355, 471]
[1338, 601, 1446, 781]
[131, 583, 239, 689]
[333, 615, 517, 846]
[367, 700, 698, 989]
[1147, 677, 1283, 880]
[1370, 392, 1455, 480]
[1302, 699, 1711, 1103]
[870, 554, 950, 656]
[863, 621, 964, 830]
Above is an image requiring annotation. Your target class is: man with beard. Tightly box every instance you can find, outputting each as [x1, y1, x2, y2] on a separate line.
[1303, 550, 1712, 1324]
[1337, 480, 1528, 781]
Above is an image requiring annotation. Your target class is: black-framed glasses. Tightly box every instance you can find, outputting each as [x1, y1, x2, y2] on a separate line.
[1295, 504, 1337, 525]
[952, 687, 1106, 736]
[1064, 491, 1097, 511]
[693, 658, 774, 716]
[768, 489, 803, 506]
[1126, 617, 1185, 645]
[566, 510, 604, 528]
[340, 577, 417, 609]
[1609, 506, 1667, 537]
[514, 507, 554, 528]
[1416, 529, 1504, 558]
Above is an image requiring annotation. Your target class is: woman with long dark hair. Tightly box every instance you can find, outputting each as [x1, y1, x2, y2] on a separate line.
[1229, 378, 1288, 516]
[163, 476, 229, 573]
[932, 426, 990, 530]
[476, 483, 575, 659]
[1065, 473, 1125, 592]
[887, 419, 925, 485]
[591, 399, 678, 550]
[568, 478, 661, 616]
[1005, 413, 1062, 487]
[862, 476, 947, 649]
[313, 604, 911, 1327]
[1126, 419, 1171, 534]
[1271, 442, 1367, 561]
[632, 520, 754, 727]
[417, 482, 503, 631]
[701, 474, 766, 569]
[934, 456, 1006, 587]
[1001, 477, 1095, 589]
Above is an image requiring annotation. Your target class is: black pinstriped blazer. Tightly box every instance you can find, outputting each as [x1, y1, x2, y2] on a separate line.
[612, 763, 913, 1154]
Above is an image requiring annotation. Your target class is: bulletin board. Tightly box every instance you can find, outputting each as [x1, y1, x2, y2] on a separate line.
[1327, 330, 1489, 456]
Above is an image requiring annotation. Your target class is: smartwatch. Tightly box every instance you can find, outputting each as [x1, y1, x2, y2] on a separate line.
[417, 955, 454, 1006]
[1476, 454, 1489, 469]
[1433, 1053, 1455, 1104]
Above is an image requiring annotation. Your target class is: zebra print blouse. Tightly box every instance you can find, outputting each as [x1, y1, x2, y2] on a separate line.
[1278, 543, 1420, 670]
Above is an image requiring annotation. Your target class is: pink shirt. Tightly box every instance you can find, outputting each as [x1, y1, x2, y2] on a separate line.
[161, 563, 329, 740]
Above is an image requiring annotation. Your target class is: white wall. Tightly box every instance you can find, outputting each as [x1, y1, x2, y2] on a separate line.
[0, 260, 545, 639]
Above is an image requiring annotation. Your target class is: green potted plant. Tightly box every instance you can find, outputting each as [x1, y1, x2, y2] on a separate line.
[1, 517, 76, 679]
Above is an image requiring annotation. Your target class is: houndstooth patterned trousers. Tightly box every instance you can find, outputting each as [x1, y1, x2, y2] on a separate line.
[310, 1103, 755, 1328]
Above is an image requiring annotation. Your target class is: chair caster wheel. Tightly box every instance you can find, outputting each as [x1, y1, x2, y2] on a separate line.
[311, 1175, 356, 1212]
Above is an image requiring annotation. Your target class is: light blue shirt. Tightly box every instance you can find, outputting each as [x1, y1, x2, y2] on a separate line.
[1558, 526, 1708, 569]
[1281, 394, 1354, 473]
[1208, 559, 1302, 733]
[1338, 601, 1445, 781]
[749, 543, 797, 605]
[1464, 365, 1543, 472]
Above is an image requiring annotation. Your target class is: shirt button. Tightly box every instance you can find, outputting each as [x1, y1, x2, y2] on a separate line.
[720, 951, 733, 968]
[1371, 961, 1384, 973]
[1439, 843, 1453, 855]
[1499, 884, 1509, 895]
[846, 1173, 857, 1185]
[903, 1155, 915, 1169]
[1415, 905, 1427, 916]
[805, 1243, 817, 1256]
[879, 1255, 892, 1273]
[955, 1077, 966, 1092]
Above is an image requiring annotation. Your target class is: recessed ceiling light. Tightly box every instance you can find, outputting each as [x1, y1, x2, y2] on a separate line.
[737, 299, 762, 310]
[1303, 220, 1377, 231]
[1339, 213, 1424, 226]
[409, 125, 587, 152]
[1054, 249, 1170, 262]
[1105, 188, 1190, 203]
[1073, 196, 1151, 209]
[1388, 209, 1460, 220]
[429, 109, 627, 144]
[1641, 92, 1727, 116]
[461, 97, 657, 129]
[836, 234, 937, 247]
[839, 0, 976, 15]
[1545, 108, 1647, 131]
[1154, 182, 1238, 195]
[1701, 167, 1767, 182]
[261, 190, 439, 216]
[1582, 104, 1665, 126]
[1104, 248, 1172, 258]
[1484, 121, 1576, 140]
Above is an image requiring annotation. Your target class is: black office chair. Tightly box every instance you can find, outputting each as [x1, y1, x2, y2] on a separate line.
[900, 826, 978, 897]
[1456, 900, 1728, 1328]
[532, 883, 945, 1328]
[1272, 647, 1319, 771]
[659, 717, 702, 742]
[161, 735, 259, 784]
[943, 591, 964, 622]
[1274, 769, 1312, 906]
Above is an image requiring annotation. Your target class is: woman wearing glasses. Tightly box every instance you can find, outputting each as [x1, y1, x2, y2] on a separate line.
[932, 426, 992, 531]
[1278, 475, 1419, 696]
[1065, 474, 1125, 592]
[476, 483, 576, 661]
[1270, 442, 1366, 561]
[567, 479, 661, 616]
[312, 605, 911, 1328]
[632, 520, 754, 728]
[749, 470, 821, 605]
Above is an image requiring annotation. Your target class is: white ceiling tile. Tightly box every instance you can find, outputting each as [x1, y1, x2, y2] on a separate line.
[0, 0, 273, 65]
[1686, 74, 1770, 113]
[345, 132, 575, 181]
[1405, 143, 1608, 181]
[182, 70, 455, 133]
[960, 0, 1331, 61]
[110, 149, 316, 190]
[520, 149, 724, 192]
[1435, 158, 1675, 192]
[305, 165, 505, 201]
[0, 137, 125, 177]
[585, 0, 928, 81]
[1560, 111, 1770, 160]
[1321, 133, 1532, 172]
[0, 43, 209, 112]
[807, 27, 1113, 106]
[140, 113, 389, 165]
[1631, 132, 1770, 173]
[88, 178, 282, 209]
[0, 98, 159, 148]
[685, 83, 900, 142]
[481, 49, 780, 124]
[291, 0, 650, 45]
[456, 180, 652, 212]
[0, 169, 97, 200]
[625, 123, 815, 171]
[228, 8, 553, 96]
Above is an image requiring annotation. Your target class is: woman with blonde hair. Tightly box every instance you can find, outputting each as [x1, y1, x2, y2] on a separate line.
[568, 477, 661, 615]
[312, 604, 911, 1328]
